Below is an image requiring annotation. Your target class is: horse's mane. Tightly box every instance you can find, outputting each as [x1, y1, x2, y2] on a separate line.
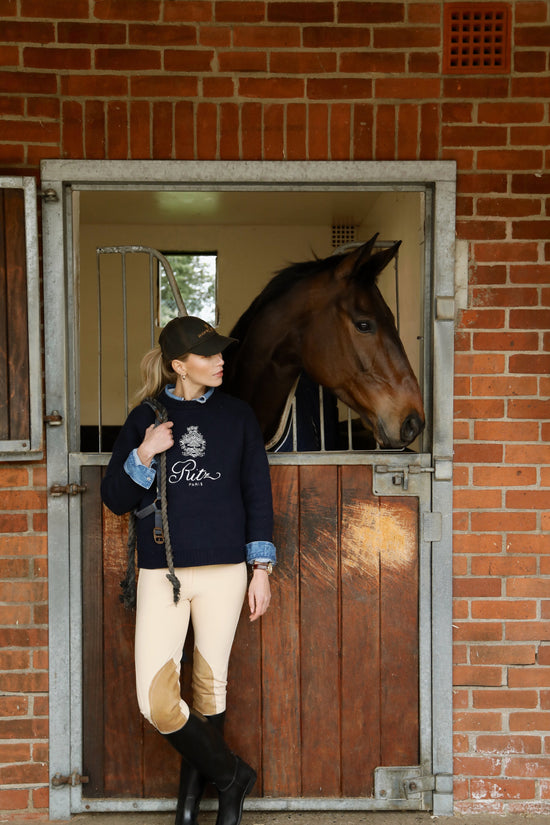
[230, 251, 346, 339]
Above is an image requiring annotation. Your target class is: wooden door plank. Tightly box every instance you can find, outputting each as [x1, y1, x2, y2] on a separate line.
[81, 466, 105, 797]
[262, 465, 301, 797]
[4, 188, 29, 440]
[226, 603, 262, 794]
[299, 464, 340, 797]
[340, 465, 381, 797]
[102, 508, 144, 796]
[379, 496, 419, 767]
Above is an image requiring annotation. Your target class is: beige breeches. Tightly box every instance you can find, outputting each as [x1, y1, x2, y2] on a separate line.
[135, 563, 247, 734]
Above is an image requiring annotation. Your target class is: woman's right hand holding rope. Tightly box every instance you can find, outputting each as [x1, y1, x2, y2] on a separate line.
[137, 421, 174, 467]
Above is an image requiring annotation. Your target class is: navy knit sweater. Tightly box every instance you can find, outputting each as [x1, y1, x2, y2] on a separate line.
[101, 389, 274, 570]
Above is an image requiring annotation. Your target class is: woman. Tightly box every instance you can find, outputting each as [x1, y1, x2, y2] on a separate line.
[101, 315, 276, 825]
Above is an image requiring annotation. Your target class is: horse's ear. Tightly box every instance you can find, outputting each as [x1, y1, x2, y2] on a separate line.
[353, 240, 402, 285]
[333, 234, 379, 280]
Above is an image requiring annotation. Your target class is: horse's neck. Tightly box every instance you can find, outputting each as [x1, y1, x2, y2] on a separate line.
[237, 355, 301, 434]
[228, 282, 317, 438]
[226, 324, 302, 440]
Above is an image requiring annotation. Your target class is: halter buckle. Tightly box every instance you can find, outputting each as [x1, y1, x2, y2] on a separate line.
[153, 527, 165, 544]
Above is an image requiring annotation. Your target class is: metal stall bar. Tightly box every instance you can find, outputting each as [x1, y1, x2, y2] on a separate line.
[95, 246, 186, 453]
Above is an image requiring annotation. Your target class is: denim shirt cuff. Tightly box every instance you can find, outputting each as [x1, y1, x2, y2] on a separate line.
[124, 448, 157, 489]
[246, 541, 277, 565]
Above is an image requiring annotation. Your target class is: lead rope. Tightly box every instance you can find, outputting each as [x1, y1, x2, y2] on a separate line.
[120, 397, 181, 609]
[120, 511, 138, 609]
[157, 441, 181, 604]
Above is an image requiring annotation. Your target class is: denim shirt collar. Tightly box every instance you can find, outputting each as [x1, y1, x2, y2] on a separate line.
[164, 385, 214, 404]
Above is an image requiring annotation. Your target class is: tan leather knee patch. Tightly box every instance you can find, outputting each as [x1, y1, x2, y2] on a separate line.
[192, 647, 217, 716]
[149, 659, 188, 734]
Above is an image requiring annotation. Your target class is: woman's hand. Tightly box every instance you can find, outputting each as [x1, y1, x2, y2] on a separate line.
[248, 569, 271, 622]
[137, 421, 174, 467]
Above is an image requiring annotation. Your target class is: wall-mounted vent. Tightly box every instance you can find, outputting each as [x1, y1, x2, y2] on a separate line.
[443, 3, 511, 74]
[332, 223, 356, 249]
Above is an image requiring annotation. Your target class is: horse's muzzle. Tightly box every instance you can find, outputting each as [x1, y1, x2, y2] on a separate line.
[400, 411, 425, 445]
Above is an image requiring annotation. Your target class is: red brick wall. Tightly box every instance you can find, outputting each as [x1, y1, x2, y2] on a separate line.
[0, 0, 549, 817]
[0, 465, 48, 817]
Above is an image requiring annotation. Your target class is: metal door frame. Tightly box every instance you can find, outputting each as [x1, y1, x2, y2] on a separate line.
[41, 159, 456, 820]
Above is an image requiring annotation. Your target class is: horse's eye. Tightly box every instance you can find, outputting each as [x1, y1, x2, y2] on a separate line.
[355, 319, 375, 333]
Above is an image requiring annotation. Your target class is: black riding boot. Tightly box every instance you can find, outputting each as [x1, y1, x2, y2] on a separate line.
[174, 712, 226, 825]
[175, 762, 205, 825]
[165, 710, 256, 825]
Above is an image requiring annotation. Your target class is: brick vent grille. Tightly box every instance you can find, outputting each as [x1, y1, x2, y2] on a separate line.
[332, 223, 356, 249]
[443, 3, 511, 74]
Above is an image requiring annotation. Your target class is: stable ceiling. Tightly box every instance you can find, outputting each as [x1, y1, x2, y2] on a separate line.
[79, 189, 387, 227]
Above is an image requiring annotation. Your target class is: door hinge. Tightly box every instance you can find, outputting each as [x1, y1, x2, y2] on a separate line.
[38, 187, 59, 203]
[375, 765, 424, 800]
[51, 770, 89, 788]
[375, 766, 451, 800]
[407, 773, 453, 797]
[49, 483, 88, 497]
[44, 410, 63, 426]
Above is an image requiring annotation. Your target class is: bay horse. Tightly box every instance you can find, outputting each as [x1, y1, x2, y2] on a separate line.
[223, 235, 425, 450]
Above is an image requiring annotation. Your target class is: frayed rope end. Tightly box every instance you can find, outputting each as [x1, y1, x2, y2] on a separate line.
[119, 575, 137, 610]
[166, 571, 181, 605]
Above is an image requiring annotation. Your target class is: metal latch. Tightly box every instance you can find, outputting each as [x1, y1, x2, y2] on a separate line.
[49, 483, 88, 497]
[51, 771, 89, 788]
[44, 410, 63, 426]
[374, 464, 434, 491]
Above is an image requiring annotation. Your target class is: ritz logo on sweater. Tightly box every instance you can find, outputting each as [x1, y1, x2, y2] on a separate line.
[179, 426, 206, 458]
[169, 425, 221, 486]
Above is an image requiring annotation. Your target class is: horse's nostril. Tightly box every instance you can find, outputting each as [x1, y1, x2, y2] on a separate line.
[401, 412, 424, 444]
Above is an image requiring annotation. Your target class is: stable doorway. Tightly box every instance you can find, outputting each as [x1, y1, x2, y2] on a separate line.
[41, 160, 456, 819]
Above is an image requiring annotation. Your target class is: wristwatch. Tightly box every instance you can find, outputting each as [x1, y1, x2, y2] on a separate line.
[252, 561, 273, 575]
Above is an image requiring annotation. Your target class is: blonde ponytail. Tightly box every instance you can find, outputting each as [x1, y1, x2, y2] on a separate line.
[132, 345, 176, 407]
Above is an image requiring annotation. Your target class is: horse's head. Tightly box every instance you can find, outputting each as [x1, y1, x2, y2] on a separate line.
[300, 236, 425, 449]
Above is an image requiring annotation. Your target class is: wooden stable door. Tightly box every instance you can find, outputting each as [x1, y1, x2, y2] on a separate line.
[81, 462, 419, 800]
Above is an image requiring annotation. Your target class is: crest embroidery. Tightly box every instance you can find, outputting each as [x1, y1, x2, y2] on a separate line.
[179, 425, 206, 458]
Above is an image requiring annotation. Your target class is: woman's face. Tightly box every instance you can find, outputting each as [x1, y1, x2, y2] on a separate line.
[173, 352, 224, 395]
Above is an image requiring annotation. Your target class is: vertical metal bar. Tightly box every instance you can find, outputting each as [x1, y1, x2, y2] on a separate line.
[149, 251, 156, 349]
[121, 251, 129, 414]
[422, 189, 434, 455]
[430, 177, 456, 816]
[42, 175, 71, 821]
[319, 385, 326, 451]
[394, 253, 400, 334]
[96, 250, 103, 453]
[347, 408, 353, 451]
[22, 178, 42, 451]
